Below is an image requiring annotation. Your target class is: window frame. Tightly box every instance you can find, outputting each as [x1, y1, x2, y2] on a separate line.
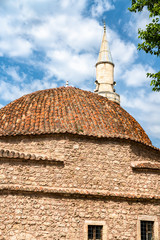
[141, 220, 154, 239]
[84, 220, 107, 240]
[88, 225, 103, 240]
[137, 215, 159, 240]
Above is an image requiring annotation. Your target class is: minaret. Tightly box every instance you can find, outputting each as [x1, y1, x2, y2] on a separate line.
[95, 22, 120, 104]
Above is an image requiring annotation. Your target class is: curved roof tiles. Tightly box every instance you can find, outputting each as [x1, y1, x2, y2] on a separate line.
[0, 87, 151, 146]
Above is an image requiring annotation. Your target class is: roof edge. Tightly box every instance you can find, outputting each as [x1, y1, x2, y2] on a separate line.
[0, 132, 159, 152]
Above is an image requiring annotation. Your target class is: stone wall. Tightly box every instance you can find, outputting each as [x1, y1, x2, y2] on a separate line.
[0, 134, 159, 239]
[0, 134, 159, 195]
[0, 194, 160, 239]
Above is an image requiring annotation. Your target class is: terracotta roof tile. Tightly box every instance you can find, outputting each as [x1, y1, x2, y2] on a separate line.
[0, 87, 152, 146]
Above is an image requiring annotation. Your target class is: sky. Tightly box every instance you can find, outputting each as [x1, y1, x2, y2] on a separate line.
[0, 0, 159, 148]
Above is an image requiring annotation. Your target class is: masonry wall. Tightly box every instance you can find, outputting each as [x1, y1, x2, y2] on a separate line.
[0, 134, 159, 239]
[0, 194, 160, 240]
[0, 134, 159, 195]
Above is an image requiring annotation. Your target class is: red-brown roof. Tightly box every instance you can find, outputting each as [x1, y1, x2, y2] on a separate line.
[0, 86, 151, 146]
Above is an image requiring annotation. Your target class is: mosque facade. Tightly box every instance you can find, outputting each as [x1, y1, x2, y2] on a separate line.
[0, 24, 159, 240]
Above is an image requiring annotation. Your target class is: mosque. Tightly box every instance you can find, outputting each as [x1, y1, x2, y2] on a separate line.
[0, 23, 159, 240]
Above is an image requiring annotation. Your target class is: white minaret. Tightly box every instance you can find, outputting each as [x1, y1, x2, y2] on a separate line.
[95, 22, 120, 104]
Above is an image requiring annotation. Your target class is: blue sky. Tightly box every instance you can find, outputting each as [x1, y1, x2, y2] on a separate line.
[0, 0, 159, 147]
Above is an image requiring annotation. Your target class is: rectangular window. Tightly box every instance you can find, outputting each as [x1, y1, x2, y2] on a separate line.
[141, 221, 154, 240]
[88, 225, 103, 240]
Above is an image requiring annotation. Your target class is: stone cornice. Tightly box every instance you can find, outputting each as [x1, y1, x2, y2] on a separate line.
[0, 149, 63, 164]
[131, 161, 160, 171]
[0, 185, 160, 202]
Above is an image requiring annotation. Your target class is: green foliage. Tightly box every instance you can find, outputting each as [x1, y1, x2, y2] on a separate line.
[147, 72, 160, 91]
[129, 0, 160, 91]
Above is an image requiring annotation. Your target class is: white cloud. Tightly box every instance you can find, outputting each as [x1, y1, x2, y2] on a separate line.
[122, 64, 154, 87]
[121, 90, 160, 141]
[0, 0, 134, 87]
[125, 8, 150, 37]
[0, 78, 57, 102]
[0, 0, 101, 66]
[45, 50, 95, 87]
[106, 29, 138, 79]
[148, 91, 160, 104]
[30, 16, 100, 53]
[91, 0, 115, 17]
[0, 0, 144, 96]
[5, 67, 26, 82]
[151, 125, 160, 136]
[0, 0, 100, 93]
[60, 0, 86, 12]
[121, 92, 157, 113]
[0, 81, 23, 101]
[0, 38, 32, 57]
[111, 39, 137, 65]
[22, 79, 57, 93]
[0, 0, 89, 57]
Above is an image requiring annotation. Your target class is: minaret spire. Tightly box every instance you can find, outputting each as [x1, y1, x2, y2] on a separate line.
[104, 21, 106, 33]
[94, 22, 120, 104]
[97, 21, 113, 65]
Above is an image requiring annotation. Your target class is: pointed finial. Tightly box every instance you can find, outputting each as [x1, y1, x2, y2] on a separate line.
[103, 20, 106, 33]
[66, 80, 69, 87]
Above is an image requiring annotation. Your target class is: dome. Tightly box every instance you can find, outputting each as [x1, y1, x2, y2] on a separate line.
[0, 86, 151, 146]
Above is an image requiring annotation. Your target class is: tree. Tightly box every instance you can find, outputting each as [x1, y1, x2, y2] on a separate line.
[129, 0, 160, 91]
